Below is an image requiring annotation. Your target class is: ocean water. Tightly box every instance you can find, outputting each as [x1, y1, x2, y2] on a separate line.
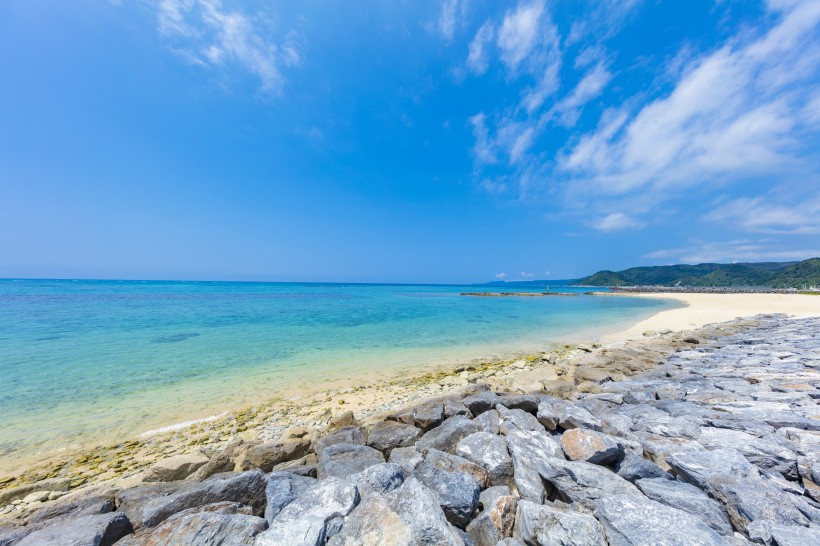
[0, 279, 679, 461]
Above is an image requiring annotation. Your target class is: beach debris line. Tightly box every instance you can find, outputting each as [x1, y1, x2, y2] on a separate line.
[460, 291, 579, 297]
[1, 315, 818, 544]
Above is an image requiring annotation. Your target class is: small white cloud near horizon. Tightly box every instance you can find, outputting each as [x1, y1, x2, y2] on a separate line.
[495, 272, 507, 278]
[520, 271, 534, 277]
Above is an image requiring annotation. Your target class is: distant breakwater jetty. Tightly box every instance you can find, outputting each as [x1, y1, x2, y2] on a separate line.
[1, 314, 818, 545]
[603, 286, 819, 294]
[460, 291, 579, 297]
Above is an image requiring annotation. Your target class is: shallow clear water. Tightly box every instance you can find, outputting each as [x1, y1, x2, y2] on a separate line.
[0, 279, 678, 459]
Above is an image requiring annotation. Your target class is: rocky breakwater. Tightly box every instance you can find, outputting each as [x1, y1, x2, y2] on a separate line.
[1, 314, 819, 545]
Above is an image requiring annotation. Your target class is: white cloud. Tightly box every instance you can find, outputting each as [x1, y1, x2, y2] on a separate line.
[704, 196, 820, 234]
[560, 0, 820, 195]
[591, 212, 642, 232]
[520, 271, 534, 277]
[467, 21, 494, 74]
[497, 0, 546, 72]
[644, 240, 820, 264]
[157, 0, 300, 92]
[495, 272, 507, 278]
[547, 61, 611, 126]
[438, 0, 467, 42]
[469, 112, 497, 165]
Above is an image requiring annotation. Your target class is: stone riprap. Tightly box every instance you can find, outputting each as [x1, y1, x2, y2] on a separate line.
[0, 314, 818, 545]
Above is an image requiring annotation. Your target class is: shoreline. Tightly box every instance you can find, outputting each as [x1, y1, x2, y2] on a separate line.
[2, 292, 819, 512]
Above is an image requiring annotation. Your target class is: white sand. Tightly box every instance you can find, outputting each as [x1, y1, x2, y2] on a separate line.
[602, 292, 820, 343]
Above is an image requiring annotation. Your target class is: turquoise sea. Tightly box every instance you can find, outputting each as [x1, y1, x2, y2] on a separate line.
[0, 279, 679, 462]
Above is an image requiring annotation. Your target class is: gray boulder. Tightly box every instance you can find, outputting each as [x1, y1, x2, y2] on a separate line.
[497, 394, 540, 414]
[117, 504, 265, 546]
[413, 460, 481, 528]
[536, 400, 561, 431]
[636, 478, 733, 536]
[367, 421, 421, 456]
[417, 415, 482, 454]
[316, 427, 368, 453]
[594, 494, 729, 546]
[424, 449, 491, 489]
[615, 452, 671, 482]
[118, 470, 266, 529]
[466, 495, 516, 546]
[16, 512, 132, 546]
[256, 477, 360, 546]
[388, 447, 424, 475]
[318, 443, 385, 479]
[513, 499, 607, 546]
[264, 472, 316, 523]
[413, 401, 447, 431]
[558, 405, 602, 431]
[238, 438, 312, 472]
[536, 457, 640, 509]
[348, 463, 405, 496]
[463, 391, 500, 416]
[506, 429, 563, 502]
[666, 448, 811, 533]
[497, 405, 544, 435]
[326, 493, 413, 546]
[478, 486, 512, 511]
[386, 477, 465, 546]
[475, 409, 500, 435]
[698, 427, 798, 479]
[27, 494, 116, 525]
[456, 432, 513, 487]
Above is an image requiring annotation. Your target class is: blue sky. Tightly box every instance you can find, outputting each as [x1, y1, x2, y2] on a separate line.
[1, 0, 818, 283]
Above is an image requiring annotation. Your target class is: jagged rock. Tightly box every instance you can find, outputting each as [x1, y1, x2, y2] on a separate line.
[386, 477, 465, 546]
[16, 512, 132, 546]
[478, 486, 511, 511]
[463, 392, 501, 416]
[118, 470, 266, 529]
[348, 463, 405, 496]
[388, 447, 424, 475]
[513, 500, 607, 546]
[318, 443, 385, 479]
[367, 421, 421, 456]
[326, 493, 412, 546]
[497, 395, 540, 414]
[506, 429, 563, 502]
[143, 453, 209, 482]
[117, 504, 265, 546]
[316, 427, 368, 453]
[416, 415, 482, 454]
[666, 447, 811, 533]
[560, 429, 623, 465]
[413, 460, 480, 528]
[443, 398, 473, 419]
[594, 494, 728, 545]
[497, 405, 544, 435]
[536, 400, 561, 430]
[329, 411, 358, 430]
[189, 439, 245, 481]
[475, 409, 500, 434]
[413, 401, 447, 431]
[636, 478, 733, 536]
[256, 477, 360, 546]
[557, 405, 602, 431]
[456, 432, 513, 487]
[536, 457, 640, 509]
[753, 523, 820, 546]
[601, 414, 634, 438]
[264, 472, 316, 523]
[237, 437, 311, 472]
[27, 494, 116, 525]
[615, 452, 671, 482]
[424, 449, 490, 488]
[698, 427, 799, 479]
[466, 495, 516, 546]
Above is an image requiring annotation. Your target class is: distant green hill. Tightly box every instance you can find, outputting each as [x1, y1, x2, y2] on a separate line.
[577, 258, 820, 288]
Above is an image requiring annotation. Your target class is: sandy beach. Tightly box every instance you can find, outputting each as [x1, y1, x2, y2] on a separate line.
[2, 291, 819, 511]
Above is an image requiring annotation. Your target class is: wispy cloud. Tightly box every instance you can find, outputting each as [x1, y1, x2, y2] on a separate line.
[520, 271, 533, 277]
[644, 240, 820, 264]
[704, 196, 820, 234]
[437, 0, 468, 42]
[495, 272, 507, 278]
[591, 212, 642, 232]
[467, 21, 494, 74]
[157, 0, 300, 92]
